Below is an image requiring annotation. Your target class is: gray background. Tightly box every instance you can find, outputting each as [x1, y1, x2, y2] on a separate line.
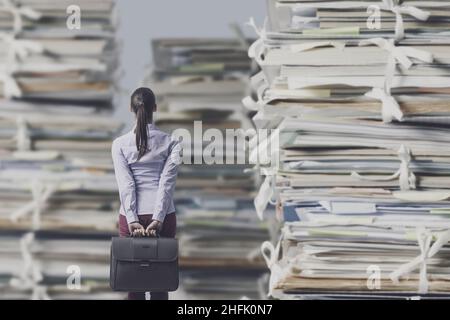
[115, 0, 266, 130]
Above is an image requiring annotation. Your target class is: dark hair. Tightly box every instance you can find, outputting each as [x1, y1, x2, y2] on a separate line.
[130, 87, 156, 160]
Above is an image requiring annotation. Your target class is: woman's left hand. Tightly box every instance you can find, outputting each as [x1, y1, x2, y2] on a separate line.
[146, 220, 162, 237]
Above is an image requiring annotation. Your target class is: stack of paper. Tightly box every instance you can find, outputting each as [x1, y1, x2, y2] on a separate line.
[246, 0, 450, 299]
[143, 38, 269, 299]
[0, 0, 123, 299]
[0, 234, 118, 300]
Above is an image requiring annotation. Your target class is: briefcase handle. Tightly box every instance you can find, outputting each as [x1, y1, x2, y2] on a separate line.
[130, 229, 160, 238]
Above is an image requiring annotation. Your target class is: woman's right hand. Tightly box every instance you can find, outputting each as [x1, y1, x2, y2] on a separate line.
[128, 222, 145, 237]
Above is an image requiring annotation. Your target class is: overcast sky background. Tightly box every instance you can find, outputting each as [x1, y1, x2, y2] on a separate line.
[115, 0, 266, 129]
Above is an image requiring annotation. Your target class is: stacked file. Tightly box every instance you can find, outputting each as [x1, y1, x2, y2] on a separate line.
[144, 38, 269, 299]
[0, 233, 118, 300]
[246, 0, 450, 299]
[268, 0, 450, 40]
[0, 0, 123, 299]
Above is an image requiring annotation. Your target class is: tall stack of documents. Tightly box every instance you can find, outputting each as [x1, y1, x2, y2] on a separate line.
[246, 0, 450, 299]
[0, 0, 123, 299]
[144, 38, 269, 299]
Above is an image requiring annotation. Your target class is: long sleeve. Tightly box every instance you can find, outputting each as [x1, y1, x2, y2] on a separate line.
[152, 139, 182, 223]
[111, 140, 138, 225]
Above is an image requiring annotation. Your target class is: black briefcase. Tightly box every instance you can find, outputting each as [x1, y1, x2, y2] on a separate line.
[110, 237, 179, 292]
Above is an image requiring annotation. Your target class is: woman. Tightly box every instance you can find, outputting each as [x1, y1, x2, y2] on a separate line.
[111, 87, 181, 300]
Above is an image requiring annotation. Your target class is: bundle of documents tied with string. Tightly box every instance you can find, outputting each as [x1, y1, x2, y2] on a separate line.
[244, 0, 450, 299]
[142, 38, 271, 299]
[0, 0, 124, 299]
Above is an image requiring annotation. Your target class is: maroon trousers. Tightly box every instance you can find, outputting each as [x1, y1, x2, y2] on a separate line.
[118, 213, 177, 300]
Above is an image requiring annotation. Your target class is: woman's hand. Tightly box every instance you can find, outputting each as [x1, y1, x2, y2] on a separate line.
[128, 222, 145, 237]
[146, 220, 162, 237]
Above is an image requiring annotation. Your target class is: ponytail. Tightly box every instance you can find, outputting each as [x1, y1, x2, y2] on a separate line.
[130, 87, 156, 160]
[135, 106, 149, 160]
